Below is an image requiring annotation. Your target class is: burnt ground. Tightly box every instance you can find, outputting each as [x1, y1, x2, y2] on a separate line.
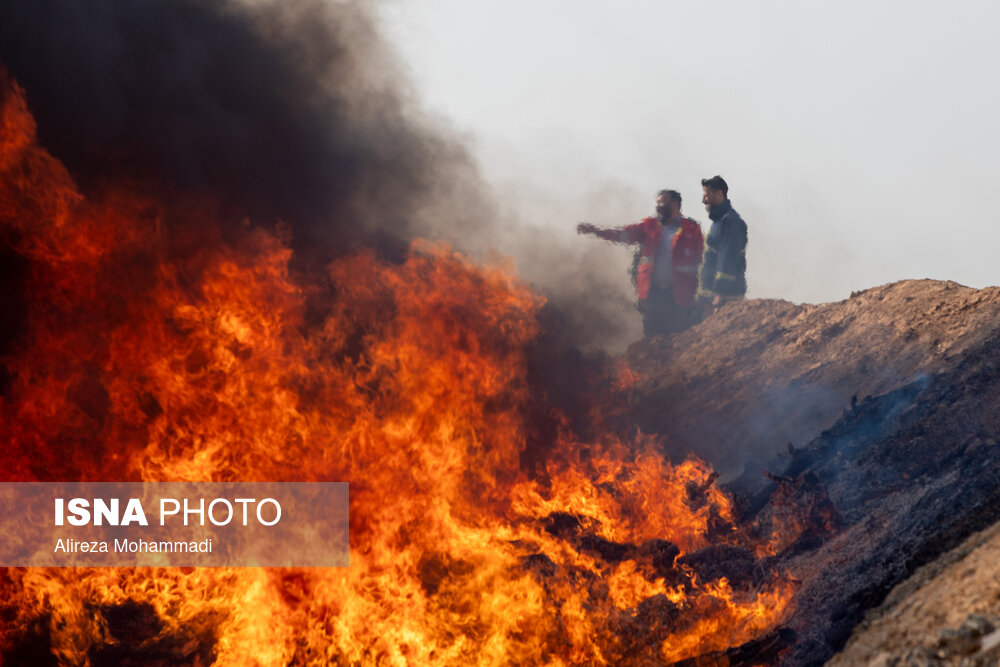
[622, 279, 1000, 665]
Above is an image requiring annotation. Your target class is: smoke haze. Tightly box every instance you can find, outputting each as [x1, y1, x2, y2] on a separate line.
[0, 0, 642, 350]
[0, 0, 483, 249]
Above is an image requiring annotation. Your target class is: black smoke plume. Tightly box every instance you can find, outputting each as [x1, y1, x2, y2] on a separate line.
[0, 0, 646, 353]
[0, 0, 484, 252]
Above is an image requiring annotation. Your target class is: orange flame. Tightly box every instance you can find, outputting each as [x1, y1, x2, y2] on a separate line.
[0, 73, 795, 665]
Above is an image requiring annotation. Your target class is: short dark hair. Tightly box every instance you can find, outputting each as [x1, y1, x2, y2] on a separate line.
[657, 189, 682, 206]
[701, 175, 728, 197]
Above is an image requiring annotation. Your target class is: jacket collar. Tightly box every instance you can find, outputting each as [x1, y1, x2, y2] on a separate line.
[708, 199, 733, 222]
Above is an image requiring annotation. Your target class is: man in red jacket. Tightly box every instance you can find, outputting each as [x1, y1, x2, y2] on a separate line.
[578, 189, 704, 336]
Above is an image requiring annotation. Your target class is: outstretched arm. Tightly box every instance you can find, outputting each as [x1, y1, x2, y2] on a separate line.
[577, 221, 643, 243]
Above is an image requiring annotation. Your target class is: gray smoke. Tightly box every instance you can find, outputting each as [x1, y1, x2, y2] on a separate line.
[0, 0, 640, 352]
[0, 0, 486, 253]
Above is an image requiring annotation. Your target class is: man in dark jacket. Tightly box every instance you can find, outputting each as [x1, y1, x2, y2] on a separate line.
[698, 175, 747, 310]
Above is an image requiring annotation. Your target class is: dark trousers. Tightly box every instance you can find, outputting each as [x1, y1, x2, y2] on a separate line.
[639, 284, 694, 337]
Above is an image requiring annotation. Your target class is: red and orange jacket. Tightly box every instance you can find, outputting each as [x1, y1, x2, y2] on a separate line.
[595, 216, 704, 306]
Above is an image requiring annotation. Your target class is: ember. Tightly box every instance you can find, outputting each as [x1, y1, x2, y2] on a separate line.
[0, 71, 798, 664]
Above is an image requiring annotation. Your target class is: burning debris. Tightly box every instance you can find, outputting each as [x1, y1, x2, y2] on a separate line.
[0, 71, 798, 664]
[4, 3, 1000, 666]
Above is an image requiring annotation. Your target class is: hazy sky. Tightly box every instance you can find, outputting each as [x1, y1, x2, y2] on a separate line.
[380, 1, 1000, 308]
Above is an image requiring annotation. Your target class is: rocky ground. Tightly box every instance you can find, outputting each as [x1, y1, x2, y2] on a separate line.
[830, 520, 1000, 666]
[618, 279, 1000, 665]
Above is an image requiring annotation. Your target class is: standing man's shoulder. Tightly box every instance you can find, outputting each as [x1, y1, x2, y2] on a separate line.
[726, 204, 746, 225]
[720, 205, 747, 235]
[680, 216, 703, 235]
[639, 216, 663, 235]
[625, 216, 657, 230]
[616, 216, 658, 239]
[723, 204, 748, 246]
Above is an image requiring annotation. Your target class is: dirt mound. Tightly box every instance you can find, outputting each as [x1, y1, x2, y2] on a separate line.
[625, 279, 1000, 477]
[616, 279, 1000, 664]
[830, 520, 1000, 665]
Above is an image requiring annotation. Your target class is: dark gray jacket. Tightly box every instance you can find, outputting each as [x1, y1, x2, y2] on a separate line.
[699, 199, 747, 296]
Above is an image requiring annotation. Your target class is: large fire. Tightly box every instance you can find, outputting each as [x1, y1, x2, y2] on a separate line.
[0, 73, 795, 664]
